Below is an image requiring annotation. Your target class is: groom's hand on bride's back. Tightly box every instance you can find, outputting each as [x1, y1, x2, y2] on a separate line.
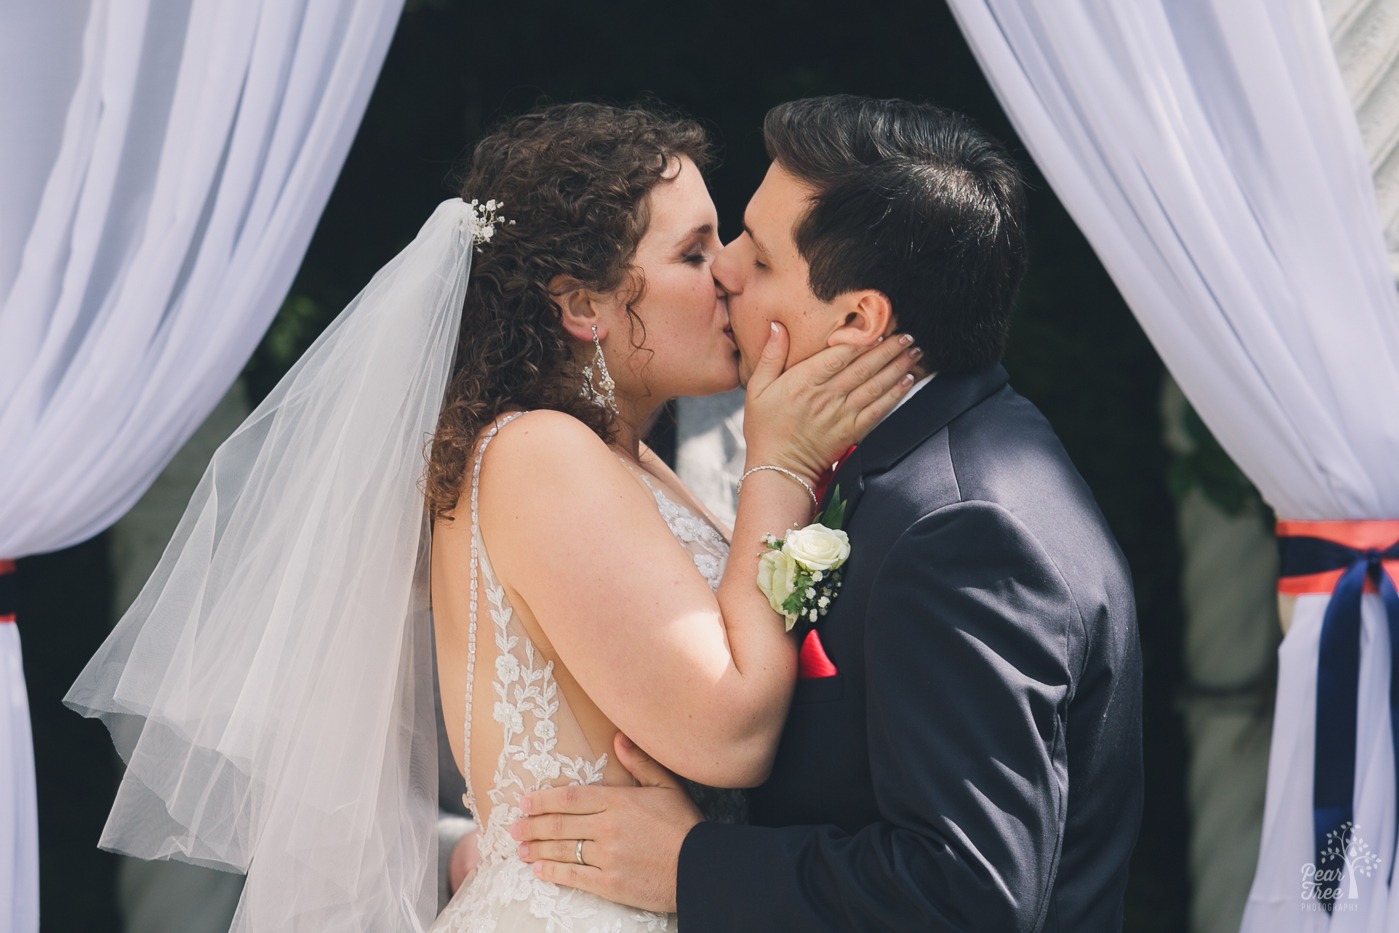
[512, 733, 702, 913]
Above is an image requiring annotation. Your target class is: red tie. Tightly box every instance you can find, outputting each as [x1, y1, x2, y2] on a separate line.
[813, 445, 857, 506]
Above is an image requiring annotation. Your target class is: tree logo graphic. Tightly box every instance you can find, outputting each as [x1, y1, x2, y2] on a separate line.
[1326, 822, 1382, 906]
[1303, 822, 1382, 906]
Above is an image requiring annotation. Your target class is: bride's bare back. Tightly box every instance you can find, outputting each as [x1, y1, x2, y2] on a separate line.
[430, 412, 732, 930]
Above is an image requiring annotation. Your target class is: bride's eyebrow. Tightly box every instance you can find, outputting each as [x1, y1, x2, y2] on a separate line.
[675, 223, 715, 246]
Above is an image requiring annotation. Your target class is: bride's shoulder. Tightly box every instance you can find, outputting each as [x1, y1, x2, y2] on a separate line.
[473, 411, 655, 552]
[478, 410, 626, 493]
[484, 409, 609, 463]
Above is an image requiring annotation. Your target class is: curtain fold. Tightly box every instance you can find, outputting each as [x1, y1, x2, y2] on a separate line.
[947, 0, 1399, 521]
[0, 2, 404, 928]
[946, 0, 1399, 926]
[0, 0, 405, 557]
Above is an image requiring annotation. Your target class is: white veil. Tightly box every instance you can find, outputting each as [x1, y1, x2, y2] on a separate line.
[66, 199, 479, 931]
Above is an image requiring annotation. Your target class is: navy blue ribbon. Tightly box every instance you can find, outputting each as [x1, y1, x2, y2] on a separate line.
[1279, 535, 1399, 911]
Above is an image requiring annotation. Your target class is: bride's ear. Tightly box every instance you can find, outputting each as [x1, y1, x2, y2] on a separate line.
[549, 274, 605, 342]
[827, 289, 893, 349]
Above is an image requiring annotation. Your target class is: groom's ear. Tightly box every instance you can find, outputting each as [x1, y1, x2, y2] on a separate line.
[550, 274, 605, 342]
[827, 289, 893, 349]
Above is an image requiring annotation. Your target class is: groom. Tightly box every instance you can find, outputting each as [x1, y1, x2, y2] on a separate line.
[514, 95, 1142, 930]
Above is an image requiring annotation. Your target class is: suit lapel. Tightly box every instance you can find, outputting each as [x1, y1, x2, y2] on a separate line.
[818, 365, 1010, 527]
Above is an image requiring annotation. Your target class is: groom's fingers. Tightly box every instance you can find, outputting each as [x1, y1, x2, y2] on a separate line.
[527, 837, 678, 913]
[512, 812, 598, 844]
[521, 784, 608, 816]
[614, 733, 680, 789]
[518, 838, 602, 867]
[528, 857, 606, 895]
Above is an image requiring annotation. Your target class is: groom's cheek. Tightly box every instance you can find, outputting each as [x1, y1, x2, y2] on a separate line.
[735, 343, 764, 386]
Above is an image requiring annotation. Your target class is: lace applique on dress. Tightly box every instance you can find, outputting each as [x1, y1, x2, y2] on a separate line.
[433, 418, 738, 932]
[628, 469, 728, 591]
[475, 569, 609, 864]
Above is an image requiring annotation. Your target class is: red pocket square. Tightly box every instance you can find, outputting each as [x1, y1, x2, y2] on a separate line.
[798, 630, 839, 679]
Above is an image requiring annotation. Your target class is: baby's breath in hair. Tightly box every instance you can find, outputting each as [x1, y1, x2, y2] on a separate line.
[466, 199, 514, 246]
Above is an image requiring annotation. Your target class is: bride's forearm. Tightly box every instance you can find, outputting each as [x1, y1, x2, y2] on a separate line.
[705, 468, 814, 782]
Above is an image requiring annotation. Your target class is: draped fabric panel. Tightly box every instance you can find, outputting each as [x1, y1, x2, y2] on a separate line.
[0, 2, 404, 928]
[945, 0, 1399, 521]
[0, 0, 405, 557]
[944, 0, 1399, 925]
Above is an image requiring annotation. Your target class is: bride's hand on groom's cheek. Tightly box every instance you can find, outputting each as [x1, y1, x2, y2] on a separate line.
[744, 324, 922, 480]
[511, 733, 702, 913]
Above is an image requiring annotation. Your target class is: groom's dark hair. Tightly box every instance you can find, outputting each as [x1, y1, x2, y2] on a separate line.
[764, 95, 1027, 374]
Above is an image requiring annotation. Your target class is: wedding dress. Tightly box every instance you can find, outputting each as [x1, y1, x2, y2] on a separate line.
[432, 412, 735, 932]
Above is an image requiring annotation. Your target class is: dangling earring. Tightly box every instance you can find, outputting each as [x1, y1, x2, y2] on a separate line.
[580, 324, 618, 416]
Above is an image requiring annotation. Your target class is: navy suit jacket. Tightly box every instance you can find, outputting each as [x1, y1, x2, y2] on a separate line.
[677, 365, 1142, 931]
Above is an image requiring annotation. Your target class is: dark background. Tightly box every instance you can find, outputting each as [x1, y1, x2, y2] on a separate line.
[20, 1, 1191, 928]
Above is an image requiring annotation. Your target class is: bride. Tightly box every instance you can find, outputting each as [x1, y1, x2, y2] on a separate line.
[67, 101, 917, 932]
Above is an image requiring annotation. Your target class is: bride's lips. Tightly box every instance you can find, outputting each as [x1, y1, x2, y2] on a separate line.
[722, 325, 736, 347]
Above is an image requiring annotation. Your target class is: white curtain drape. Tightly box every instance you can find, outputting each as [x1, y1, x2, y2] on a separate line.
[0, 0, 404, 555]
[0, 1, 404, 928]
[945, 0, 1399, 927]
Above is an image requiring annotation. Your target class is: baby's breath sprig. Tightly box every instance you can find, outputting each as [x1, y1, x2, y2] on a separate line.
[466, 198, 515, 246]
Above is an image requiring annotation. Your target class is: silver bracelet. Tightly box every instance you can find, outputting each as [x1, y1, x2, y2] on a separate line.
[736, 465, 818, 509]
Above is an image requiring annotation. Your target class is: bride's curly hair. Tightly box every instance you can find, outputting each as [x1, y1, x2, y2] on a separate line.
[425, 102, 712, 519]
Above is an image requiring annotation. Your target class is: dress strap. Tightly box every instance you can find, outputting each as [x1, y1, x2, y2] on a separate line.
[462, 411, 528, 815]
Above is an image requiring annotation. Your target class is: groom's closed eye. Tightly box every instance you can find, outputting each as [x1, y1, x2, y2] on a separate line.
[742, 235, 770, 272]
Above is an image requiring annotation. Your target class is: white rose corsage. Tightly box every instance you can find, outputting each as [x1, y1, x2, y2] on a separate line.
[756, 489, 850, 632]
